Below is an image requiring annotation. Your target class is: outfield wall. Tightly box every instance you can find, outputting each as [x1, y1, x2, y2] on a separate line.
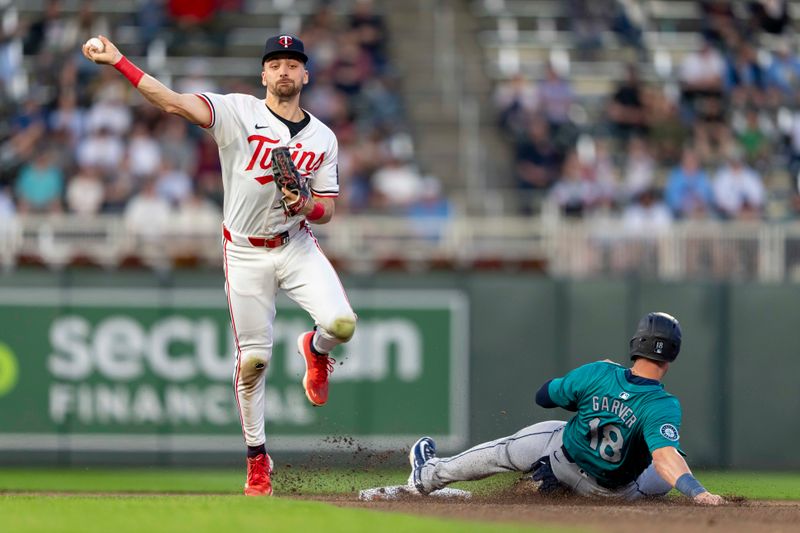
[0, 269, 797, 470]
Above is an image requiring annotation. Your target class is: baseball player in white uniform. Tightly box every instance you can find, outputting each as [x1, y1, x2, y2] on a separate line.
[82, 33, 357, 496]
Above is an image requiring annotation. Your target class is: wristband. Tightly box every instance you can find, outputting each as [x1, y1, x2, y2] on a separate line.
[307, 201, 325, 221]
[114, 56, 145, 87]
[675, 473, 706, 498]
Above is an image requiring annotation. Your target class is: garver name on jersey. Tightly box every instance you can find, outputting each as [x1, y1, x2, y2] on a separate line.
[591, 395, 638, 428]
[245, 134, 327, 183]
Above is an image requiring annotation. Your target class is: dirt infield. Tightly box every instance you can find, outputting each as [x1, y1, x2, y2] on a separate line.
[321, 492, 800, 533]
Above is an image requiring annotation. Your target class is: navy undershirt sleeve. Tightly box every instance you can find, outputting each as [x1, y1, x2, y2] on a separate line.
[535, 378, 557, 408]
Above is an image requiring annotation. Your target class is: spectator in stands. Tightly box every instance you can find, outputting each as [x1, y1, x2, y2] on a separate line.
[85, 80, 132, 136]
[337, 130, 380, 213]
[608, 64, 647, 142]
[735, 107, 772, 169]
[514, 115, 563, 201]
[61, 1, 111, 54]
[785, 110, 800, 181]
[305, 74, 351, 126]
[494, 73, 539, 140]
[194, 128, 223, 206]
[167, 0, 224, 53]
[156, 160, 192, 206]
[749, 0, 790, 35]
[405, 176, 453, 241]
[711, 149, 765, 219]
[615, 188, 673, 273]
[302, 4, 340, 78]
[539, 62, 575, 127]
[549, 151, 603, 217]
[124, 177, 172, 242]
[3, 96, 47, 172]
[174, 189, 221, 235]
[127, 122, 162, 179]
[679, 38, 726, 121]
[765, 39, 800, 106]
[175, 58, 219, 94]
[0, 6, 23, 100]
[371, 160, 424, 212]
[645, 87, 687, 163]
[66, 164, 104, 216]
[22, 0, 67, 56]
[725, 42, 766, 109]
[13, 95, 47, 133]
[665, 148, 714, 219]
[699, 0, 740, 50]
[14, 150, 64, 214]
[361, 76, 404, 131]
[49, 90, 86, 148]
[681, 39, 731, 160]
[48, 124, 77, 175]
[567, 0, 613, 59]
[350, 0, 388, 73]
[135, 0, 167, 56]
[169, 188, 223, 261]
[76, 125, 125, 174]
[588, 137, 619, 205]
[0, 185, 16, 219]
[621, 136, 656, 201]
[331, 31, 374, 98]
[611, 0, 648, 59]
[158, 115, 197, 175]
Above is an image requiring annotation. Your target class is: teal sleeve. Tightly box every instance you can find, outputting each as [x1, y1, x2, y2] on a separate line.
[547, 362, 607, 411]
[643, 397, 684, 453]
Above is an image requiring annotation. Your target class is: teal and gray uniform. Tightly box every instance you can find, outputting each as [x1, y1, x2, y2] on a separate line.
[414, 361, 679, 499]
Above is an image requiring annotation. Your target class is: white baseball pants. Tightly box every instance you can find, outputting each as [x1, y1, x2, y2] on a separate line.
[223, 224, 355, 446]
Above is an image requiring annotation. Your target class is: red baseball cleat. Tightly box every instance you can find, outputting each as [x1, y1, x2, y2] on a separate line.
[297, 331, 335, 406]
[244, 453, 273, 496]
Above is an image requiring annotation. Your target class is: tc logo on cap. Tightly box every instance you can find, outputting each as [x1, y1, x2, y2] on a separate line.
[278, 35, 293, 48]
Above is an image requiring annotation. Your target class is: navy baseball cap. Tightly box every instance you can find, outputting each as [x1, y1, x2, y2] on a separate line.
[262, 34, 308, 64]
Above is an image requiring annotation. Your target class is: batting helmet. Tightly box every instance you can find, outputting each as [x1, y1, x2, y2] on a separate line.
[629, 312, 682, 362]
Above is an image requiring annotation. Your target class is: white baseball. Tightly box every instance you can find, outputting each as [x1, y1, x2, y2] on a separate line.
[86, 37, 104, 52]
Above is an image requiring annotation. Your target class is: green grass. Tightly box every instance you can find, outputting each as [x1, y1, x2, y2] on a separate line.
[699, 471, 800, 500]
[0, 468, 565, 533]
[0, 495, 549, 533]
[1, 468, 799, 533]
[1, 468, 799, 500]
[0, 466, 511, 495]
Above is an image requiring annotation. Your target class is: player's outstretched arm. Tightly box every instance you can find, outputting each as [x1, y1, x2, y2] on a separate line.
[81, 35, 211, 127]
[651, 447, 726, 505]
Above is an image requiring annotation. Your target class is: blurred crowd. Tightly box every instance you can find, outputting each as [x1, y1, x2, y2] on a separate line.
[0, 0, 435, 238]
[495, 0, 800, 223]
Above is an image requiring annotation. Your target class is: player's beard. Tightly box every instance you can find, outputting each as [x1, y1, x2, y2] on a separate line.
[270, 79, 301, 99]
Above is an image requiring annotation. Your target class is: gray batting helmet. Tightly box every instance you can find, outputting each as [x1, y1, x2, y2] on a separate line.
[629, 312, 682, 362]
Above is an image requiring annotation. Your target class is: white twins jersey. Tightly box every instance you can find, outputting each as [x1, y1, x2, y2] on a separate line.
[197, 92, 339, 236]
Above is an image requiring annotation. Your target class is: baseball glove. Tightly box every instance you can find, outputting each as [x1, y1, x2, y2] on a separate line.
[271, 146, 310, 217]
[528, 456, 568, 496]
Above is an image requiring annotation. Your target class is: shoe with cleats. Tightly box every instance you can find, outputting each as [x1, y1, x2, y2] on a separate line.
[408, 436, 436, 494]
[244, 453, 273, 496]
[297, 331, 335, 406]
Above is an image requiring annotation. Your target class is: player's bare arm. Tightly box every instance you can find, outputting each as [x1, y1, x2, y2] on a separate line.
[651, 446, 726, 505]
[81, 35, 211, 126]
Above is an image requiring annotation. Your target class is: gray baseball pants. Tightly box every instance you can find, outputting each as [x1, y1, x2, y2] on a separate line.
[415, 420, 672, 500]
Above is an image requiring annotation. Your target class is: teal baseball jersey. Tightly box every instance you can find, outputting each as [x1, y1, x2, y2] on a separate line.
[548, 361, 683, 488]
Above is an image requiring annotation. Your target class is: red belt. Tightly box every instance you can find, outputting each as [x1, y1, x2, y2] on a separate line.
[223, 225, 290, 248]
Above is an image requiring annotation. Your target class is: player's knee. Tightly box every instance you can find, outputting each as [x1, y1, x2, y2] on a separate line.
[239, 352, 270, 375]
[327, 313, 356, 342]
